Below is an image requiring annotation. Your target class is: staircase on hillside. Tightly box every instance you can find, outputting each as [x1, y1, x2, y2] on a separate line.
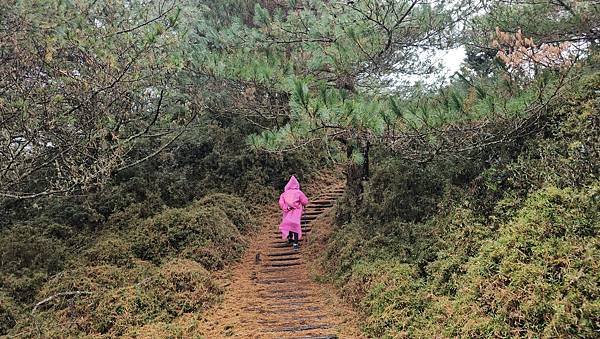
[249, 185, 345, 338]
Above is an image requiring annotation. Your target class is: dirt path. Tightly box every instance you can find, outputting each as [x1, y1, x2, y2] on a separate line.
[199, 184, 364, 338]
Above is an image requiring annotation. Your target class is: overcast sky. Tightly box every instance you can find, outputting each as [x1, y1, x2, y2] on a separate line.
[385, 46, 467, 90]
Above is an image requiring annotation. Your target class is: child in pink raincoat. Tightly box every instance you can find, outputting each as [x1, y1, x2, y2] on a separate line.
[279, 175, 309, 250]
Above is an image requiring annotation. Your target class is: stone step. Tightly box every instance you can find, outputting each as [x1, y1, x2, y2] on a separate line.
[307, 204, 333, 209]
[265, 300, 314, 307]
[319, 195, 342, 199]
[260, 268, 302, 274]
[272, 228, 311, 235]
[271, 243, 292, 248]
[251, 187, 346, 336]
[304, 212, 325, 217]
[257, 287, 303, 294]
[255, 279, 289, 285]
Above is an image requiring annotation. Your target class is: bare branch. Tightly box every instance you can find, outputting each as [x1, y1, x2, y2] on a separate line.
[110, 1, 176, 36]
[32, 291, 92, 315]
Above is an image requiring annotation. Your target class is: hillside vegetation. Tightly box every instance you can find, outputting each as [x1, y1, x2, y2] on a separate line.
[321, 71, 599, 337]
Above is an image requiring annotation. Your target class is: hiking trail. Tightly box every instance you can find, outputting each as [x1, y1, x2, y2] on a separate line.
[199, 183, 363, 338]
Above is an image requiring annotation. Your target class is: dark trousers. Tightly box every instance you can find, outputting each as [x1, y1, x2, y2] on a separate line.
[287, 231, 299, 245]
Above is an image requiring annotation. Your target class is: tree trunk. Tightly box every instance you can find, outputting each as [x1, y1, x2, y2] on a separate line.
[345, 139, 370, 204]
[346, 160, 364, 202]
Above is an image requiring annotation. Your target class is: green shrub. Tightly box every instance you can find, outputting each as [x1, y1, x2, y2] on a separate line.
[45, 201, 103, 230]
[155, 259, 221, 316]
[1, 270, 48, 305]
[90, 259, 220, 336]
[349, 260, 425, 338]
[131, 205, 245, 269]
[124, 314, 201, 338]
[321, 71, 600, 337]
[424, 207, 493, 295]
[0, 225, 67, 275]
[452, 185, 600, 337]
[19, 262, 155, 336]
[104, 195, 165, 232]
[358, 158, 446, 224]
[84, 235, 136, 266]
[194, 193, 255, 233]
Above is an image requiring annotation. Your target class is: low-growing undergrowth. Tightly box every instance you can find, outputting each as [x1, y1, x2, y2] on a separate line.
[325, 186, 599, 338]
[17, 259, 220, 337]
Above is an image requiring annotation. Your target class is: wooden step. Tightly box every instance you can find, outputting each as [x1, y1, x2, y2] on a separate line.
[260, 293, 312, 299]
[260, 267, 304, 274]
[266, 251, 298, 257]
[308, 204, 334, 208]
[266, 261, 302, 267]
[272, 228, 311, 235]
[268, 256, 301, 262]
[271, 243, 292, 248]
[257, 314, 329, 325]
[304, 211, 325, 216]
[252, 309, 326, 316]
[248, 186, 347, 337]
[261, 323, 333, 333]
[310, 200, 335, 204]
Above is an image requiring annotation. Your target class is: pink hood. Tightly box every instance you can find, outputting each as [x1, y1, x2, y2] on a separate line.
[283, 176, 300, 207]
[284, 175, 300, 191]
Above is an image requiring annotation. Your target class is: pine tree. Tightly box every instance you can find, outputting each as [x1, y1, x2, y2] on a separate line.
[192, 0, 472, 197]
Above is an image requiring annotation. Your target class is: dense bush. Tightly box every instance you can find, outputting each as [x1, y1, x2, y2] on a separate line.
[86, 259, 219, 336]
[83, 236, 136, 267]
[194, 193, 255, 233]
[131, 204, 244, 269]
[326, 188, 600, 337]
[449, 185, 600, 337]
[124, 314, 201, 338]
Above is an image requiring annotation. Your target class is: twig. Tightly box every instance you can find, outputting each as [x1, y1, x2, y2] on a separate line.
[110, 2, 175, 36]
[32, 291, 92, 315]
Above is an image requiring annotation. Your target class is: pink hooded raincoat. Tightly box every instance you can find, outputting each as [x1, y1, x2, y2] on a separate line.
[278, 176, 309, 240]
